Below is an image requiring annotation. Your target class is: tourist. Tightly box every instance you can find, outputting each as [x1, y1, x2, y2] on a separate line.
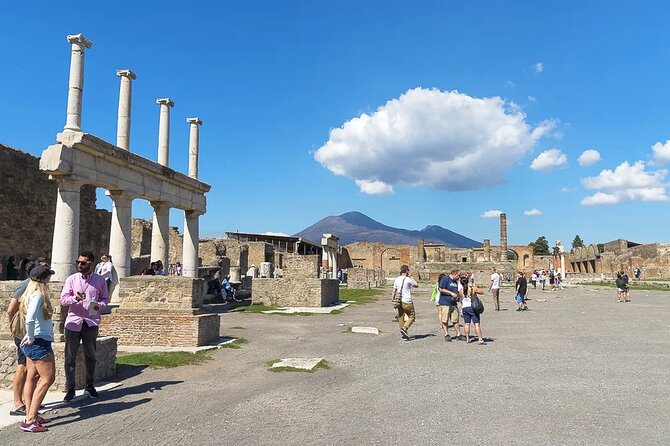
[174, 261, 183, 276]
[490, 267, 501, 311]
[462, 277, 486, 345]
[438, 269, 463, 342]
[433, 273, 446, 335]
[95, 254, 113, 290]
[141, 261, 157, 275]
[156, 260, 167, 276]
[60, 251, 109, 402]
[622, 271, 631, 302]
[6, 259, 50, 417]
[615, 273, 626, 302]
[530, 271, 538, 289]
[392, 265, 419, 340]
[549, 270, 556, 290]
[222, 275, 240, 302]
[539, 270, 546, 290]
[6, 256, 19, 280]
[19, 254, 33, 280]
[19, 264, 56, 432]
[515, 272, 528, 311]
[460, 271, 470, 298]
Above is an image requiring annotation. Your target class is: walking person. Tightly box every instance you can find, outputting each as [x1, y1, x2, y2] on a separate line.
[615, 273, 626, 303]
[438, 269, 463, 342]
[432, 274, 446, 335]
[490, 267, 501, 311]
[462, 277, 486, 345]
[515, 272, 528, 311]
[19, 265, 56, 432]
[392, 265, 418, 340]
[60, 251, 109, 402]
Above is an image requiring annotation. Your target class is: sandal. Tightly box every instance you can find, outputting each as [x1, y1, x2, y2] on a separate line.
[9, 405, 26, 416]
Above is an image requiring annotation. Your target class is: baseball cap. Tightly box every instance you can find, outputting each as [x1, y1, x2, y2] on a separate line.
[30, 265, 55, 283]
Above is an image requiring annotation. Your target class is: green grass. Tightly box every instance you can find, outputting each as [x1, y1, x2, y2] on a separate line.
[229, 303, 278, 313]
[265, 359, 331, 373]
[220, 337, 248, 349]
[230, 326, 246, 330]
[578, 282, 670, 292]
[339, 288, 384, 305]
[116, 350, 213, 369]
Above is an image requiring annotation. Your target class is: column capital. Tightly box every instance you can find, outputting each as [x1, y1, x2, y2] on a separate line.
[116, 69, 137, 80]
[106, 189, 134, 201]
[156, 98, 174, 107]
[66, 33, 93, 48]
[186, 117, 203, 125]
[185, 209, 204, 218]
[52, 176, 83, 191]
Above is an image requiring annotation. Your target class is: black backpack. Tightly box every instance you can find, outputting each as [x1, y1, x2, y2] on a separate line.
[471, 294, 485, 314]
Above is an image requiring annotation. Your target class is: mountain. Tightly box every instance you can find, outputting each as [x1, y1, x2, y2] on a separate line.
[294, 211, 481, 247]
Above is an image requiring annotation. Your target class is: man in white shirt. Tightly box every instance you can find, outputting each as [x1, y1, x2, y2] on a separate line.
[490, 267, 501, 311]
[392, 265, 419, 341]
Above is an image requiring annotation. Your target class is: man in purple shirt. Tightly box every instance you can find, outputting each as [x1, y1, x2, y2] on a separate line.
[60, 251, 109, 402]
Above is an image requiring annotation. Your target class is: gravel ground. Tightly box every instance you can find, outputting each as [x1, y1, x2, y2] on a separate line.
[1, 284, 668, 445]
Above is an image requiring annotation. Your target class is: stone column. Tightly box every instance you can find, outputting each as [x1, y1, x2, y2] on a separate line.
[116, 69, 136, 150]
[417, 239, 425, 263]
[51, 179, 82, 282]
[499, 213, 508, 260]
[150, 202, 170, 267]
[108, 191, 132, 301]
[322, 247, 329, 269]
[483, 239, 491, 261]
[183, 210, 201, 278]
[186, 117, 203, 178]
[64, 34, 93, 132]
[560, 253, 566, 277]
[332, 249, 338, 277]
[156, 98, 174, 166]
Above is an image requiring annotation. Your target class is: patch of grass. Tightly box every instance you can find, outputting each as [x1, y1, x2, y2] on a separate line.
[230, 326, 246, 330]
[265, 359, 331, 373]
[220, 337, 248, 349]
[116, 350, 212, 369]
[330, 309, 343, 315]
[229, 303, 278, 313]
[578, 282, 670, 292]
[341, 326, 352, 333]
[339, 288, 384, 305]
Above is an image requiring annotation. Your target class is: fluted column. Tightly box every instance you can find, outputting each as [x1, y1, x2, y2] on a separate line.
[150, 202, 170, 267]
[64, 34, 93, 132]
[51, 179, 82, 282]
[156, 98, 174, 166]
[116, 69, 136, 150]
[183, 211, 201, 278]
[186, 117, 203, 178]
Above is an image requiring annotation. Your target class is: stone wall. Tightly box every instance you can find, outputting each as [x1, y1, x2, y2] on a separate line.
[248, 242, 273, 267]
[253, 278, 339, 307]
[347, 268, 386, 289]
[0, 144, 111, 277]
[116, 276, 205, 310]
[283, 254, 320, 279]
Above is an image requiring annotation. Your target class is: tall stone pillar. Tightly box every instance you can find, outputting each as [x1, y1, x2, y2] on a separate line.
[108, 191, 133, 297]
[322, 247, 329, 269]
[183, 211, 200, 278]
[560, 253, 566, 277]
[51, 179, 82, 282]
[150, 202, 170, 267]
[483, 239, 491, 261]
[186, 117, 203, 178]
[417, 239, 425, 263]
[332, 249, 338, 276]
[499, 213, 508, 260]
[116, 69, 136, 150]
[64, 34, 93, 132]
[156, 98, 174, 166]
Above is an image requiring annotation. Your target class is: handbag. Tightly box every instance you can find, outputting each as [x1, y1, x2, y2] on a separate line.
[392, 277, 406, 308]
[471, 294, 484, 314]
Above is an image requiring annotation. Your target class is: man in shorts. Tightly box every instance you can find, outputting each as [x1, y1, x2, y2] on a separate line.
[438, 269, 463, 342]
[490, 267, 501, 311]
[515, 272, 528, 311]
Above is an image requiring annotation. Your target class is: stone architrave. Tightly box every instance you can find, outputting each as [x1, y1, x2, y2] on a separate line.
[50, 179, 82, 282]
[64, 34, 93, 132]
[116, 69, 136, 150]
[156, 98, 174, 167]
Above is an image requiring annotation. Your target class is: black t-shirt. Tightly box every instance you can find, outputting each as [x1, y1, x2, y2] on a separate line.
[516, 277, 528, 296]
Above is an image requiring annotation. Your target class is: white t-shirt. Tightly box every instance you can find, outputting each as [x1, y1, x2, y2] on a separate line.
[393, 275, 417, 303]
[462, 295, 472, 308]
[490, 273, 500, 289]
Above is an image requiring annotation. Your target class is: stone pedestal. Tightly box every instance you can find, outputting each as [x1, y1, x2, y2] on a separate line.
[100, 276, 220, 347]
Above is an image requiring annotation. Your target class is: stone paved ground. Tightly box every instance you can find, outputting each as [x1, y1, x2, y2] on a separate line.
[1, 284, 668, 445]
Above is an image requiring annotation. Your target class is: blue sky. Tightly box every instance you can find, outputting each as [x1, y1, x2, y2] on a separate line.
[2, 1, 670, 246]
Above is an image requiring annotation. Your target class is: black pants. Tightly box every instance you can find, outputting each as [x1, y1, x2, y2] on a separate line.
[64, 323, 99, 390]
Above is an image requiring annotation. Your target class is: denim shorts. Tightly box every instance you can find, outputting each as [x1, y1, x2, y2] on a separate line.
[462, 306, 480, 324]
[14, 337, 26, 366]
[516, 294, 525, 303]
[21, 338, 54, 361]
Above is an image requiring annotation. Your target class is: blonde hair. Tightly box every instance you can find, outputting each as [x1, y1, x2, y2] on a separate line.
[20, 279, 53, 320]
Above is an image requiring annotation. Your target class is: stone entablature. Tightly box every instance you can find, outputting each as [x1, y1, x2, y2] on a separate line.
[41, 132, 210, 213]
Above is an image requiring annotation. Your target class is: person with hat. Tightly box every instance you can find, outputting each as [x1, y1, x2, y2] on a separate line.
[60, 251, 109, 402]
[18, 264, 56, 432]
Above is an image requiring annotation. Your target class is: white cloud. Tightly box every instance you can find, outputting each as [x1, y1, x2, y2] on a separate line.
[263, 232, 290, 236]
[534, 62, 544, 73]
[530, 148, 568, 171]
[480, 210, 503, 218]
[314, 87, 556, 194]
[580, 161, 669, 205]
[578, 149, 601, 167]
[651, 140, 670, 165]
[506, 80, 515, 87]
[528, 96, 536, 102]
[559, 186, 571, 193]
[524, 208, 543, 216]
[355, 179, 393, 195]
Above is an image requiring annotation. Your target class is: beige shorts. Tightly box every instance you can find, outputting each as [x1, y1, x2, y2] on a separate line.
[439, 305, 459, 324]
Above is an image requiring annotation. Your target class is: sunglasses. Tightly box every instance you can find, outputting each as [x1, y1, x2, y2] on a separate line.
[77, 260, 91, 265]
